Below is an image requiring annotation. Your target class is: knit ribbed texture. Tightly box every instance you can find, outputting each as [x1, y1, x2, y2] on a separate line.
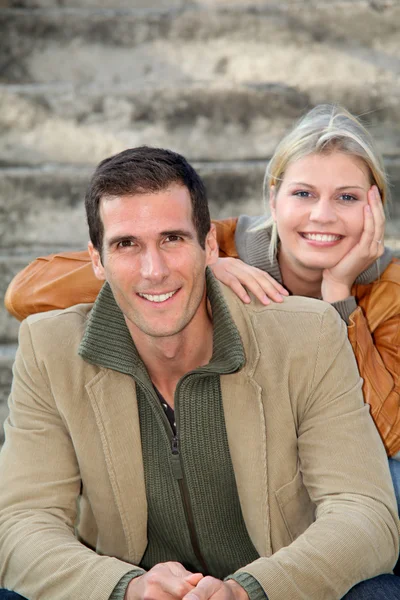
[235, 215, 393, 321]
[331, 296, 358, 324]
[79, 269, 260, 586]
[110, 570, 145, 600]
[226, 572, 267, 600]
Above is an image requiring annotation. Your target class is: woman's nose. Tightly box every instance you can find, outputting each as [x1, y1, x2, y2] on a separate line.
[309, 198, 337, 223]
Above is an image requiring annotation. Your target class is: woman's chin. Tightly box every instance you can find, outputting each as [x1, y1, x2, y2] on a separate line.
[296, 256, 344, 273]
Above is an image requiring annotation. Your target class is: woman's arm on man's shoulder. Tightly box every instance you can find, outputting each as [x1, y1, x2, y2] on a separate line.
[5, 219, 240, 321]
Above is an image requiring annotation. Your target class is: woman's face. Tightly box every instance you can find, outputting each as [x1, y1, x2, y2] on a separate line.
[271, 152, 373, 275]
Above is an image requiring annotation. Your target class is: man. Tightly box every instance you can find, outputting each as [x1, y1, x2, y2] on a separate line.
[0, 147, 398, 600]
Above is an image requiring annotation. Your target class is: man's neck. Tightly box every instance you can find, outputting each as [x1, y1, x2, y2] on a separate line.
[126, 306, 214, 408]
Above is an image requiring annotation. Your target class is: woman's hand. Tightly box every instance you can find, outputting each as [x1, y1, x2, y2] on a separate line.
[321, 186, 385, 303]
[210, 257, 289, 305]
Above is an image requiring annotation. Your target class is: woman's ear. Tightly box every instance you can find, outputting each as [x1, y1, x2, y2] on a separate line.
[269, 185, 277, 221]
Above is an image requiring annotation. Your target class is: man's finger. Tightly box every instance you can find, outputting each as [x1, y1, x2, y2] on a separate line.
[183, 576, 222, 600]
[185, 573, 204, 586]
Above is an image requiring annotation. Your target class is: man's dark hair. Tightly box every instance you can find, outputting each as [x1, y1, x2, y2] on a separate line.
[85, 146, 211, 254]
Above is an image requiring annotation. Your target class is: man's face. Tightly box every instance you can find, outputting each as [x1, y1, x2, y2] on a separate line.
[88, 184, 218, 341]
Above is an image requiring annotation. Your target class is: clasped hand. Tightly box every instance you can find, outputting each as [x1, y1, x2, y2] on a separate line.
[125, 562, 249, 600]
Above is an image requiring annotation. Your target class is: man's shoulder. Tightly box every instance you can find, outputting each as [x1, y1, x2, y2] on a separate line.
[26, 302, 93, 325]
[220, 282, 345, 349]
[22, 303, 94, 349]
[221, 281, 338, 322]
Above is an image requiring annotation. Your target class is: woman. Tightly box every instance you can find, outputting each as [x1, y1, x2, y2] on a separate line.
[5, 105, 400, 487]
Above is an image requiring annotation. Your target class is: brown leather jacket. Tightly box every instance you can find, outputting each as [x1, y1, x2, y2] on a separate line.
[5, 218, 400, 456]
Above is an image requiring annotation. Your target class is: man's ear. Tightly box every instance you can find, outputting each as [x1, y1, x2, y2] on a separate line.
[269, 185, 277, 221]
[205, 223, 219, 266]
[88, 241, 106, 281]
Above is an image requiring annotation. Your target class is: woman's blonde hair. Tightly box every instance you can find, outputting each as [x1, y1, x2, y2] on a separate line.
[262, 104, 389, 261]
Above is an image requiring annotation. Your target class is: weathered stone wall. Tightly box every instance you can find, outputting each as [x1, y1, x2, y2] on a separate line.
[1, 0, 399, 443]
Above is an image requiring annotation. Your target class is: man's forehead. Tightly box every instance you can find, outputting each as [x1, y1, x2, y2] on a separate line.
[100, 185, 196, 239]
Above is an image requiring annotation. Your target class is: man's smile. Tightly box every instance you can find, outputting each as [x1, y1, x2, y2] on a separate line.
[138, 289, 180, 303]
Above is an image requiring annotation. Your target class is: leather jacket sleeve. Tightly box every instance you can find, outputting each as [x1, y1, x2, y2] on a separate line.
[348, 259, 400, 457]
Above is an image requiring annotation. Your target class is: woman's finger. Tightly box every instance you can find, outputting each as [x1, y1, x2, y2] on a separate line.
[369, 186, 385, 250]
[359, 204, 375, 252]
[210, 258, 288, 305]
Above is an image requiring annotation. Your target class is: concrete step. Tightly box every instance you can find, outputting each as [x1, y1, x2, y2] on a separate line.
[0, 83, 310, 165]
[1, 3, 399, 87]
[0, 344, 15, 446]
[0, 161, 268, 251]
[1, 159, 400, 247]
[1, 83, 400, 166]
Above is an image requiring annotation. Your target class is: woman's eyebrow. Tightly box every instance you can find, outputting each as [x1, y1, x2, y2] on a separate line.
[288, 182, 365, 190]
[335, 185, 366, 191]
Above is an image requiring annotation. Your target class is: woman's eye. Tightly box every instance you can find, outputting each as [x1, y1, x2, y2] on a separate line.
[339, 194, 358, 203]
[294, 191, 311, 198]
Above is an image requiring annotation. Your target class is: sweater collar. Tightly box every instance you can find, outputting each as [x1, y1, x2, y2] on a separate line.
[236, 215, 393, 286]
[78, 268, 245, 385]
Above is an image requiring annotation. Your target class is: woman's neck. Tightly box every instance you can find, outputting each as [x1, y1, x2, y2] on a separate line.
[278, 250, 323, 298]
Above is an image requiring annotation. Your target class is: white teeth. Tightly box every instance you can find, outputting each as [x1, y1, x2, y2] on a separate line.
[303, 233, 341, 242]
[139, 291, 176, 303]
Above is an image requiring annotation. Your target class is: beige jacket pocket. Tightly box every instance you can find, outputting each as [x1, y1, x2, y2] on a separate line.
[275, 467, 315, 542]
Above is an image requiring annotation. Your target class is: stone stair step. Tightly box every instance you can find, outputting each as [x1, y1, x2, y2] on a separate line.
[0, 343, 16, 446]
[1, 255, 45, 344]
[1, 83, 400, 166]
[1, 3, 399, 87]
[0, 161, 267, 251]
[1, 160, 400, 248]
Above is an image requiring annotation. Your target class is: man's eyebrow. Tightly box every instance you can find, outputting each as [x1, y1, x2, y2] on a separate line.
[160, 229, 195, 239]
[107, 234, 139, 247]
[106, 229, 195, 247]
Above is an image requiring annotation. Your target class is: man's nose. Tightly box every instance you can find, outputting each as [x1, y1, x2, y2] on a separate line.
[309, 197, 337, 223]
[140, 247, 169, 281]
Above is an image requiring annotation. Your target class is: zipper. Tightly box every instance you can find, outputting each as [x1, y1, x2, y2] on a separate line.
[171, 435, 209, 575]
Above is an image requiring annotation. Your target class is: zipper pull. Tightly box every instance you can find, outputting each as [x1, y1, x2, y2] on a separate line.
[171, 436, 183, 480]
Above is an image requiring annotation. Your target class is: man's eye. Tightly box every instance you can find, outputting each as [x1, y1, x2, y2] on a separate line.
[165, 235, 182, 243]
[118, 240, 134, 248]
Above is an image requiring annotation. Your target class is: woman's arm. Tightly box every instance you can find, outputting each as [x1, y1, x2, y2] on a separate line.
[5, 251, 102, 321]
[5, 217, 288, 320]
[349, 262, 400, 457]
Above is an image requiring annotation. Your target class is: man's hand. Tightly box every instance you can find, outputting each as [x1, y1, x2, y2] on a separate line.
[182, 577, 249, 600]
[125, 562, 203, 600]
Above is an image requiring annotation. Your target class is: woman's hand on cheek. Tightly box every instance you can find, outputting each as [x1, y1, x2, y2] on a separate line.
[210, 257, 289, 305]
[321, 186, 385, 303]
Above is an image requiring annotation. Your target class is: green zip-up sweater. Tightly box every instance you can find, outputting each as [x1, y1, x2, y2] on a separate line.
[78, 269, 266, 600]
